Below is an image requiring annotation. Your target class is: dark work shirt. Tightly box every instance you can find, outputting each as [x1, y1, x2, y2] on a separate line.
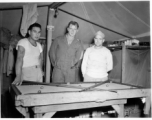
[49, 35, 83, 70]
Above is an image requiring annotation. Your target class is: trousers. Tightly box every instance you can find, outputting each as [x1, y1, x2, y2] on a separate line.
[22, 65, 43, 82]
[52, 67, 76, 83]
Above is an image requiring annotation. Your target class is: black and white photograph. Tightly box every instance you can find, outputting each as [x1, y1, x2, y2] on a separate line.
[0, 0, 151, 118]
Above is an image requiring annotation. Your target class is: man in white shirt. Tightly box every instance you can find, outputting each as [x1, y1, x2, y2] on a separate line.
[81, 31, 113, 82]
[12, 23, 43, 86]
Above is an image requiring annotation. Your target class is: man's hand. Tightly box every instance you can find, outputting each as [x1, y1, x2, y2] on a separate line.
[71, 62, 78, 69]
[41, 69, 44, 76]
[13, 46, 24, 86]
[12, 76, 23, 86]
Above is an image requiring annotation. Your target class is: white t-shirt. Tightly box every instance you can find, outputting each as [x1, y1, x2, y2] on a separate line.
[16, 38, 42, 68]
[81, 45, 113, 78]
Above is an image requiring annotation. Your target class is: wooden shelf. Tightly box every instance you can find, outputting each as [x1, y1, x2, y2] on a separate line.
[107, 45, 150, 50]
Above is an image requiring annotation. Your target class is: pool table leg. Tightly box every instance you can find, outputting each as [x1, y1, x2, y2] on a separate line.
[34, 112, 56, 118]
[112, 104, 124, 117]
[144, 95, 151, 117]
[42, 112, 56, 118]
[34, 113, 43, 118]
[25, 108, 30, 118]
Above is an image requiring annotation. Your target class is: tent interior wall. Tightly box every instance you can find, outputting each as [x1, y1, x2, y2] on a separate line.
[0, 1, 151, 118]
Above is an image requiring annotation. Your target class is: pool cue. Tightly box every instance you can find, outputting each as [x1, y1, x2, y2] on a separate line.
[80, 80, 111, 92]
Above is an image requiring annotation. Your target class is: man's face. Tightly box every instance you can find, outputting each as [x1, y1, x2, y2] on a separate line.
[29, 27, 41, 41]
[94, 35, 105, 47]
[67, 24, 78, 37]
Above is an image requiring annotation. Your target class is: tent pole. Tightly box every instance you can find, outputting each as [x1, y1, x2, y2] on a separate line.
[58, 8, 132, 39]
[44, 2, 65, 83]
[45, 8, 55, 83]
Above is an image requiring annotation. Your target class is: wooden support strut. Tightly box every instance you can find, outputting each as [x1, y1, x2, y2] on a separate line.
[80, 80, 110, 92]
[112, 104, 124, 117]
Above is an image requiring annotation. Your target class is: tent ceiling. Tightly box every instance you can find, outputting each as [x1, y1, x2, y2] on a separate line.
[0, 2, 150, 42]
[57, 2, 150, 42]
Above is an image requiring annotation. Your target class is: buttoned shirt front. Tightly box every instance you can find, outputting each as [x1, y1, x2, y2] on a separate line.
[50, 35, 83, 70]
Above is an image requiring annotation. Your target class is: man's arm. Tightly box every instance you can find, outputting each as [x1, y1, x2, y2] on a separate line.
[49, 39, 58, 67]
[81, 49, 89, 78]
[39, 52, 43, 69]
[107, 50, 113, 72]
[73, 40, 84, 67]
[12, 46, 25, 85]
[39, 52, 44, 76]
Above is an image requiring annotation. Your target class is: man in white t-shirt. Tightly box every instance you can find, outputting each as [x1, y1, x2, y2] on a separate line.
[12, 23, 43, 86]
[81, 31, 113, 82]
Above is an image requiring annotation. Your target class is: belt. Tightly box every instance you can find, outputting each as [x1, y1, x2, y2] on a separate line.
[35, 65, 40, 68]
[22, 65, 40, 69]
[54, 65, 76, 69]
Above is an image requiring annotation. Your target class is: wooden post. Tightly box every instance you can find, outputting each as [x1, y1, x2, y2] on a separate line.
[0, 47, 3, 93]
[25, 108, 30, 118]
[144, 91, 151, 116]
[122, 44, 126, 83]
[112, 104, 124, 117]
[34, 113, 42, 118]
[45, 8, 55, 83]
[42, 112, 56, 118]
[118, 104, 124, 117]
[0, 11, 2, 27]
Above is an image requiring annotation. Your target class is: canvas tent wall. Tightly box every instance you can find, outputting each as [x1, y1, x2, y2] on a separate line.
[108, 46, 150, 88]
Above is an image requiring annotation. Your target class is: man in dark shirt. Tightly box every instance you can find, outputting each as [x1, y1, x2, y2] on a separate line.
[49, 21, 83, 83]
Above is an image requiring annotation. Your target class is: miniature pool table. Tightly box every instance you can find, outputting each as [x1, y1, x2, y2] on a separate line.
[10, 80, 150, 118]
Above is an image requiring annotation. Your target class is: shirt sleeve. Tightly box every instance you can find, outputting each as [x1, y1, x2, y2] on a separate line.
[49, 38, 58, 66]
[16, 39, 27, 50]
[74, 40, 84, 65]
[81, 48, 90, 77]
[106, 50, 113, 72]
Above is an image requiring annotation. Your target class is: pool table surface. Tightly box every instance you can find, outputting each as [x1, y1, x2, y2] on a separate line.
[10, 80, 150, 118]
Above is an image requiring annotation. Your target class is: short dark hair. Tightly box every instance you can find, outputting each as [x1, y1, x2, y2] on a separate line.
[28, 23, 41, 31]
[68, 21, 79, 29]
[25, 23, 41, 37]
